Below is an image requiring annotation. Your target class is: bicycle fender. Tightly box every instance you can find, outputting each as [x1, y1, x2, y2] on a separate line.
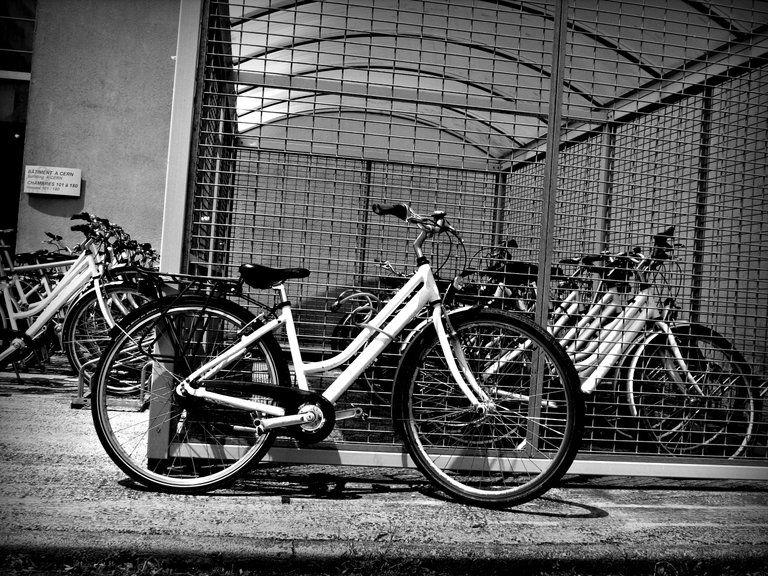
[669, 322, 751, 368]
[623, 322, 752, 378]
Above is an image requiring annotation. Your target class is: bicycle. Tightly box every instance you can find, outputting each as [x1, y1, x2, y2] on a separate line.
[0, 214, 161, 373]
[59, 214, 162, 376]
[536, 227, 756, 458]
[0, 230, 80, 366]
[91, 203, 583, 508]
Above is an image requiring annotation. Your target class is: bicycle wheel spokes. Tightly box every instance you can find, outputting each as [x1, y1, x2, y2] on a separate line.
[92, 298, 288, 493]
[395, 310, 582, 507]
[630, 331, 754, 458]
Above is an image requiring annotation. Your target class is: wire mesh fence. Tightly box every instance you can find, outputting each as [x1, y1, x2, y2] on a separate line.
[183, 0, 768, 470]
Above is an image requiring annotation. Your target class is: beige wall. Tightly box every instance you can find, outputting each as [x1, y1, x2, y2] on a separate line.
[17, 0, 180, 252]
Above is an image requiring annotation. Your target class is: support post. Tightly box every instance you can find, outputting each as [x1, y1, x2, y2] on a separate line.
[534, 0, 569, 328]
[160, 0, 204, 275]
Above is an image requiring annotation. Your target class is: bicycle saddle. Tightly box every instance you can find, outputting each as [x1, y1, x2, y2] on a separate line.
[238, 263, 310, 289]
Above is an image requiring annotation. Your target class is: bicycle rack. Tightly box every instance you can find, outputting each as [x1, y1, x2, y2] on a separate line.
[70, 356, 99, 409]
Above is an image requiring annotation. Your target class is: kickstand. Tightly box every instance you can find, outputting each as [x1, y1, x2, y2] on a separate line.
[12, 362, 22, 385]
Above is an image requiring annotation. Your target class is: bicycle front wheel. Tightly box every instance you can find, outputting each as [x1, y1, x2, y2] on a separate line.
[626, 324, 755, 458]
[62, 282, 153, 376]
[91, 295, 290, 493]
[393, 309, 583, 508]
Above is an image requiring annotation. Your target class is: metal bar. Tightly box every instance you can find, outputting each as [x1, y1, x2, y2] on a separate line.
[597, 117, 616, 253]
[535, 0, 569, 328]
[492, 170, 508, 246]
[691, 87, 713, 324]
[261, 446, 768, 481]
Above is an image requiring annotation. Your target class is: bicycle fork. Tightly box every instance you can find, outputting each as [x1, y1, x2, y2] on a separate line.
[434, 305, 488, 409]
[651, 321, 704, 394]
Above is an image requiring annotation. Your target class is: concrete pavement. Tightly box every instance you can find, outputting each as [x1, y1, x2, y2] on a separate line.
[1, 359, 767, 575]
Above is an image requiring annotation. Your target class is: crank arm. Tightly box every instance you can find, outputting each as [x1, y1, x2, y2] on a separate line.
[230, 412, 315, 436]
[259, 412, 316, 432]
[336, 407, 365, 421]
[179, 383, 285, 417]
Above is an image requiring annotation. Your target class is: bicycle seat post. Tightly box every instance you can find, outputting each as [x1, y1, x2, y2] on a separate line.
[274, 282, 290, 307]
[273, 281, 310, 391]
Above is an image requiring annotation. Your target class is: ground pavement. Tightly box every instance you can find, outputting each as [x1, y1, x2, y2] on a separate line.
[0, 357, 766, 575]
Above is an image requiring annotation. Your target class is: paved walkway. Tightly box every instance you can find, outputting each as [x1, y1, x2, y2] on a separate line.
[0, 360, 767, 575]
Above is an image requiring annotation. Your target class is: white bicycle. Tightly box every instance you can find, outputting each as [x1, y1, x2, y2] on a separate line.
[91, 203, 583, 508]
[0, 216, 159, 373]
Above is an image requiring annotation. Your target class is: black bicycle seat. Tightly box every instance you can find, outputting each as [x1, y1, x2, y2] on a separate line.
[239, 263, 310, 289]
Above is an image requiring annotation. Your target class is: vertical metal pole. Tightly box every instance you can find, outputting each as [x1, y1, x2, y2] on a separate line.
[597, 116, 617, 253]
[492, 169, 508, 246]
[205, 105, 227, 277]
[691, 87, 713, 324]
[357, 160, 373, 287]
[534, 0, 569, 328]
[526, 0, 570, 457]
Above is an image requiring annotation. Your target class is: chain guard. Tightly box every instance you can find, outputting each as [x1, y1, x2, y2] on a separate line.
[194, 381, 336, 444]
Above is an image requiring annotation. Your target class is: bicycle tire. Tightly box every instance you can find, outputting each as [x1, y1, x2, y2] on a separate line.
[626, 324, 755, 458]
[91, 295, 291, 493]
[392, 308, 583, 508]
[61, 282, 153, 375]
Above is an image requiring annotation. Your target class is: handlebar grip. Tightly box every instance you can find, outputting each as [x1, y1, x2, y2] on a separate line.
[581, 254, 605, 266]
[372, 203, 409, 221]
[71, 224, 93, 236]
[653, 226, 675, 248]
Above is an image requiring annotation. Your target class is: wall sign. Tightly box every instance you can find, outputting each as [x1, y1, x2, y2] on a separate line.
[24, 166, 82, 197]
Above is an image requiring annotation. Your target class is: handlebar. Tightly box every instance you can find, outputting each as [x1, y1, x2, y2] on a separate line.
[372, 201, 463, 266]
[653, 226, 675, 249]
[372, 202, 454, 234]
[556, 226, 678, 288]
[372, 203, 410, 221]
[71, 224, 94, 237]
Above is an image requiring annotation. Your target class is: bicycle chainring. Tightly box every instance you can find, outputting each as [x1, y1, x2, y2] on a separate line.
[289, 395, 336, 444]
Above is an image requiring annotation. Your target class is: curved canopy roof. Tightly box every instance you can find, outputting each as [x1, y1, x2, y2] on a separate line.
[217, 0, 768, 167]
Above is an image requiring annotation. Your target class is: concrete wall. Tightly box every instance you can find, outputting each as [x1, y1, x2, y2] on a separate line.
[17, 0, 181, 252]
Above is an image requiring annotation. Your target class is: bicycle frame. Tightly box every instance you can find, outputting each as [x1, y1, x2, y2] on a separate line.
[547, 260, 701, 395]
[0, 247, 105, 364]
[567, 285, 659, 393]
[179, 262, 486, 430]
[4, 257, 78, 307]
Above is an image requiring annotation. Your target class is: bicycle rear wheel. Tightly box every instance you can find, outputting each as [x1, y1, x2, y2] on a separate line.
[393, 309, 583, 508]
[626, 324, 754, 458]
[91, 295, 290, 493]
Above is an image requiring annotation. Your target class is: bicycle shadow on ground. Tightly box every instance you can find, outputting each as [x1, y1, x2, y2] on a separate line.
[117, 465, 609, 519]
[414, 483, 609, 519]
[117, 471, 418, 502]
